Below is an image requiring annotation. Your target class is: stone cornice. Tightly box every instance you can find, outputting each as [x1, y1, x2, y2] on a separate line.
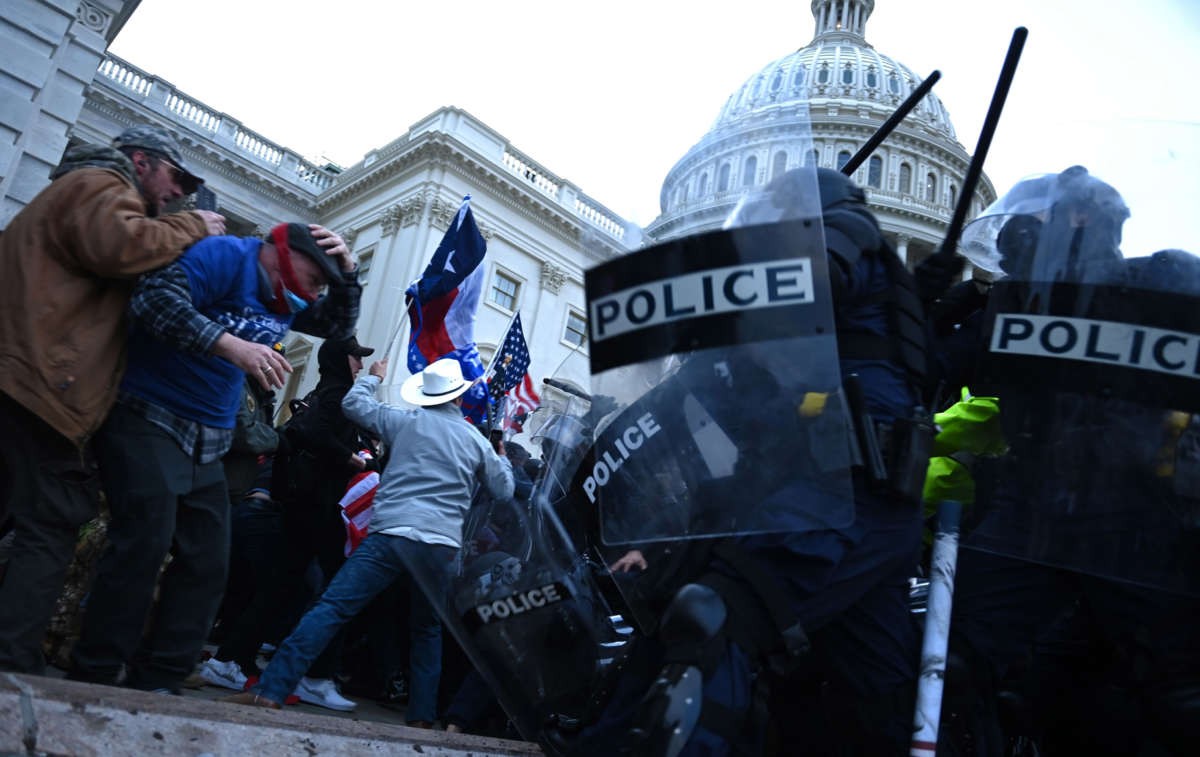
[321, 131, 619, 265]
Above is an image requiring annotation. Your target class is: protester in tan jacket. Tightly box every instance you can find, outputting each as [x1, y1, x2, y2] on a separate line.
[0, 124, 224, 675]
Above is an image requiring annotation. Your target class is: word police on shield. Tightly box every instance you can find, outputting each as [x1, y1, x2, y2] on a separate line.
[585, 221, 835, 374]
[590, 259, 814, 342]
[991, 313, 1200, 379]
[463, 582, 572, 631]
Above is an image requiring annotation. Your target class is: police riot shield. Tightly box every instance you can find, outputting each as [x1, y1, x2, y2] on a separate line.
[578, 159, 855, 544]
[403, 349, 643, 749]
[960, 151, 1200, 597]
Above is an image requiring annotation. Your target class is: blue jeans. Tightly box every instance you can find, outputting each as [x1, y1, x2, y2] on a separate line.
[252, 533, 455, 722]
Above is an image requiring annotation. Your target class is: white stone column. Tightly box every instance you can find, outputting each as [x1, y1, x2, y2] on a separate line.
[896, 234, 910, 267]
[842, 0, 850, 29]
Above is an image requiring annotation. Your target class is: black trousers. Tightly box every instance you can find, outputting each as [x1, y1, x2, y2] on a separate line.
[0, 392, 99, 674]
[69, 404, 230, 690]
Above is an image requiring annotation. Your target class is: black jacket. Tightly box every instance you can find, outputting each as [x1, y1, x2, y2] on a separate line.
[283, 339, 366, 505]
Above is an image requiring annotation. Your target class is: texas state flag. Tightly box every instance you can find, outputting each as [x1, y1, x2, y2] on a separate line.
[406, 196, 489, 423]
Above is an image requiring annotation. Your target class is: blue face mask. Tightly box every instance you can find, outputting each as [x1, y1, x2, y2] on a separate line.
[283, 287, 310, 314]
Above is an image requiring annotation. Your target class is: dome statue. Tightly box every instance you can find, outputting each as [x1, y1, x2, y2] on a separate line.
[645, 0, 996, 269]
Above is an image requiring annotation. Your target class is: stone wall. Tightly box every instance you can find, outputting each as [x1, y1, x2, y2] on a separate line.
[0, 0, 141, 228]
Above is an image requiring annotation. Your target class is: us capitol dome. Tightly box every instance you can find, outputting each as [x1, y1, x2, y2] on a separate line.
[645, 0, 996, 268]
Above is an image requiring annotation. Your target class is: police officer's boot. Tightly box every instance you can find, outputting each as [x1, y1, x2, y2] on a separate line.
[627, 583, 727, 757]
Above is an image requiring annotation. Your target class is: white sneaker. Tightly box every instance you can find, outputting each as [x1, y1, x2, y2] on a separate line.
[295, 677, 357, 712]
[197, 658, 248, 691]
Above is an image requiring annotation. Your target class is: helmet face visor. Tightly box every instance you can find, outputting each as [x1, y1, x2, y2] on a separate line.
[961, 168, 1129, 281]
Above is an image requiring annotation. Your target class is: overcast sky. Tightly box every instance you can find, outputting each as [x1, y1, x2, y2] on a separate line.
[109, 0, 1200, 254]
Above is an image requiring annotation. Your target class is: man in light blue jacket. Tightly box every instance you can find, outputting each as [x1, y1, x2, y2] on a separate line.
[225, 356, 513, 726]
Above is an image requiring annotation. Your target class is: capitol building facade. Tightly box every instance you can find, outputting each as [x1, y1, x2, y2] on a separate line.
[2, 0, 991, 416]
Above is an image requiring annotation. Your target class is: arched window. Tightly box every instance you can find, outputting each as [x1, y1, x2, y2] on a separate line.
[899, 163, 912, 193]
[888, 74, 901, 94]
[805, 148, 820, 166]
[752, 76, 764, 97]
[792, 68, 805, 87]
[836, 150, 852, 171]
[772, 151, 788, 180]
[866, 67, 878, 88]
[770, 71, 783, 93]
[698, 172, 709, 196]
[718, 163, 731, 192]
[742, 156, 758, 187]
[868, 156, 882, 188]
[948, 184, 957, 208]
[817, 64, 830, 84]
[842, 65, 854, 85]
[925, 172, 937, 202]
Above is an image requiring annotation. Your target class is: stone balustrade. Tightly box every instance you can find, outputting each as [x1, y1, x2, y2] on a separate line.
[573, 195, 626, 240]
[501, 148, 560, 197]
[92, 55, 624, 236]
[233, 127, 282, 164]
[866, 187, 951, 218]
[499, 147, 626, 242]
[97, 57, 151, 96]
[93, 53, 333, 193]
[165, 91, 220, 133]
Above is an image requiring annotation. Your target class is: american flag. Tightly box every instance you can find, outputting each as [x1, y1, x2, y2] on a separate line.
[487, 313, 531, 404]
[503, 373, 541, 433]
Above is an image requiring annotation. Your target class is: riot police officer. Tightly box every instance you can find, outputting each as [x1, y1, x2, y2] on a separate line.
[567, 167, 933, 756]
[945, 167, 1200, 755]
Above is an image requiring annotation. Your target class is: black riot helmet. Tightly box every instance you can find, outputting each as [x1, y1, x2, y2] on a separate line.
[962, 167, 1129, 282]
[725, 167, 883, 270]
[723, 167, 824, 228]
[1032, 166, 1129, 282]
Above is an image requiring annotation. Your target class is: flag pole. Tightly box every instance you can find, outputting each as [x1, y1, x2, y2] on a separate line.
[383, 293, 413, 368]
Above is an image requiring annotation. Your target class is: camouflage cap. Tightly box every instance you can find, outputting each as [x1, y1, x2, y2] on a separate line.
[112, 125, 203, 193]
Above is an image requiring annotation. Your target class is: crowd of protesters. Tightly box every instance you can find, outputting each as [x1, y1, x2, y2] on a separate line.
[0, 124, 518, 729]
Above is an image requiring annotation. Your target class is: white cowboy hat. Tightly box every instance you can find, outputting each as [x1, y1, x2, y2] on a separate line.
[400, 358, 474, 406]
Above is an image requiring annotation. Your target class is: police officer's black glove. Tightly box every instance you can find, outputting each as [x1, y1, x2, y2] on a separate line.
[929, 279, 990, 337]
[914, 252, 966, 305]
